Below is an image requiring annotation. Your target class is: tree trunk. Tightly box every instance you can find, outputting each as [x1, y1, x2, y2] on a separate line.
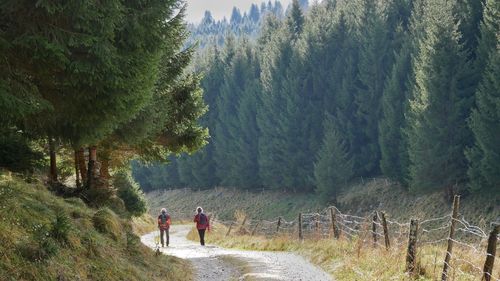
[48, 137, 58, 182]
[100, 157, 110, 187]
[86, 146, 97, 189]
[74, 149, 81, 188]
[78, 148, 87, 184]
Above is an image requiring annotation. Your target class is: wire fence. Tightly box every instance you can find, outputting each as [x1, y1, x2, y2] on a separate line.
[204, 195, 499, 281]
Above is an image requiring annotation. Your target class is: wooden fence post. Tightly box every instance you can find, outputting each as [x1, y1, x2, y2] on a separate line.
[238, 216, 247, 233]
[276, 217, 282, 233]
[298, 213, 303, 241]
[225, 222, 234, 237]
[251, 220, 261, 236]
[482, 224, 499, 281]
[315, 213, 320, 238]
[381, 212, 391, 250]
[330, 207, 339, 239]
[372, 212, 378, 247]
[406, 219, 419, 275]
[441, 195, 460, 281]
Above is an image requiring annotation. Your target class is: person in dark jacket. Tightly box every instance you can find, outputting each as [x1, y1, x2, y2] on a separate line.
[193, 206, 209, 246]
[158, 208, 171, 247]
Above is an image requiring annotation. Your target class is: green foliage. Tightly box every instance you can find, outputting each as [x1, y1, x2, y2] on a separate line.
[50, 211, 71, 244]
[0, 128, 43, 172]
[407, 0, 473, 192]
[92, 208, 121, 241]
[114, 170, 147, 217]
[133, 0, 498, 197]
[314, 117, 354, 202]
[379, 40, 412, 184]
[82, 183, 115, 208]
[467, 46, 500, 192]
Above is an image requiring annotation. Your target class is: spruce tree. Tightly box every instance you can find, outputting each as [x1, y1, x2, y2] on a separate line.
[466, 46, 500, 192]
[353, 0, 390, 176]
[314, 116, 354, 202]
[466, 0, 500, 192]
[379, 39, 412, 184]
[407, 0, 473, 194]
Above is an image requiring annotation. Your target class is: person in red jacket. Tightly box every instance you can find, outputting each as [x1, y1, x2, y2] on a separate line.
[157, 208, 171, 247]
[193, 206, 209, 246]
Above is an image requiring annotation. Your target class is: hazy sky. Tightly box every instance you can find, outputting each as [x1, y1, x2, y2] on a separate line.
[184, 0, 293, 23]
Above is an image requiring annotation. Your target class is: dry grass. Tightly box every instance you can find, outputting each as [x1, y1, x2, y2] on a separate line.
[147, 179, 499, 227]
[0, 175, 193, 281]
[185, 218, 499, 281]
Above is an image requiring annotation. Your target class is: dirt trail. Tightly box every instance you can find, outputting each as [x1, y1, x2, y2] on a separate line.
[141, 225, 332, 281]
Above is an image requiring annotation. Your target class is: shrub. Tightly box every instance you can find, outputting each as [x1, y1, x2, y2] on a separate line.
[81, 184, 115, 208]
[92, 208, 121, 241]
[113, 170, 147, 217]
[51, 211, 71, 244]
[107, 195, 127, 216]
[0, 128, 43, 172]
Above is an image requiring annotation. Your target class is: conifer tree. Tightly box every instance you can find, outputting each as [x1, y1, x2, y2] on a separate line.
[466, 0, 500, 192]
[379, 38, 412, 184]
[314, 116, 354, 202]
[353, 0, 390, 176]
[407, 0, 473, 194]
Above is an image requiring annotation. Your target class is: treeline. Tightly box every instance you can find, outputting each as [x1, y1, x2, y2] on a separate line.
[0, 1, 207, 211]
[185, 0, 309, 49]
[133, 0, 499, 200]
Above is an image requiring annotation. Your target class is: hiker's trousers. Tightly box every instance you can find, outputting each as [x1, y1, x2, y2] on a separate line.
[198, 229, 206, 246]
[160, 228, 169, 246]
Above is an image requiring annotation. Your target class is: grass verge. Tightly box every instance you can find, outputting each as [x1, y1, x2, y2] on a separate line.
[0, 174, 192, 281]
[185, 220, 498, 281]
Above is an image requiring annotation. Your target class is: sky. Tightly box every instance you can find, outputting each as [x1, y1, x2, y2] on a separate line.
[184, 0, 293, 23]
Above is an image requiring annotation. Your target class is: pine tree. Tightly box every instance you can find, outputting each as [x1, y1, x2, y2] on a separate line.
[314, 116, 354, 203]
[407, 0, 473, 194]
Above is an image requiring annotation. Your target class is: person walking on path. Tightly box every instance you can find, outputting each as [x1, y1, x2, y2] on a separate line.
[158, 208, 171, 247]
[193, 206, 210, 246]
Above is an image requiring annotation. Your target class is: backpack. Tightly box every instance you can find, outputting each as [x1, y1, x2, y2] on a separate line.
[199, 213, 207, 225]
[160, 214, 169, 225]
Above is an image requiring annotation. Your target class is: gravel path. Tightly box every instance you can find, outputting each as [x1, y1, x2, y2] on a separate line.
[141, 225, 332, 281]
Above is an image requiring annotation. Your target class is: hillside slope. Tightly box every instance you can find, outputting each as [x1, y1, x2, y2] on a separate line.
[146, 178, 499, 225]
[0, 174, 191, 281]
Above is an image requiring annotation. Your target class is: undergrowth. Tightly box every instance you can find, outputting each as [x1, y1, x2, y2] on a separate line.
[0, 174, 192, 281]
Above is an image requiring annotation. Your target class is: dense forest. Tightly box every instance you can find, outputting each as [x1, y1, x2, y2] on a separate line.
[0, 0, 207, 210]
[133, 0, 500, 200]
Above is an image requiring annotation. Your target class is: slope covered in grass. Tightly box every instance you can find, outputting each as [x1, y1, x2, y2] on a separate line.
[0, 174, 191, 281]
[146, 178, 499, 225]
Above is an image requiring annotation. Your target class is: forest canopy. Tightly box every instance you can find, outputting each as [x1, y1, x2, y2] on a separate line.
[0, 0, 207, 209]
[133, 0, 500, 200]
